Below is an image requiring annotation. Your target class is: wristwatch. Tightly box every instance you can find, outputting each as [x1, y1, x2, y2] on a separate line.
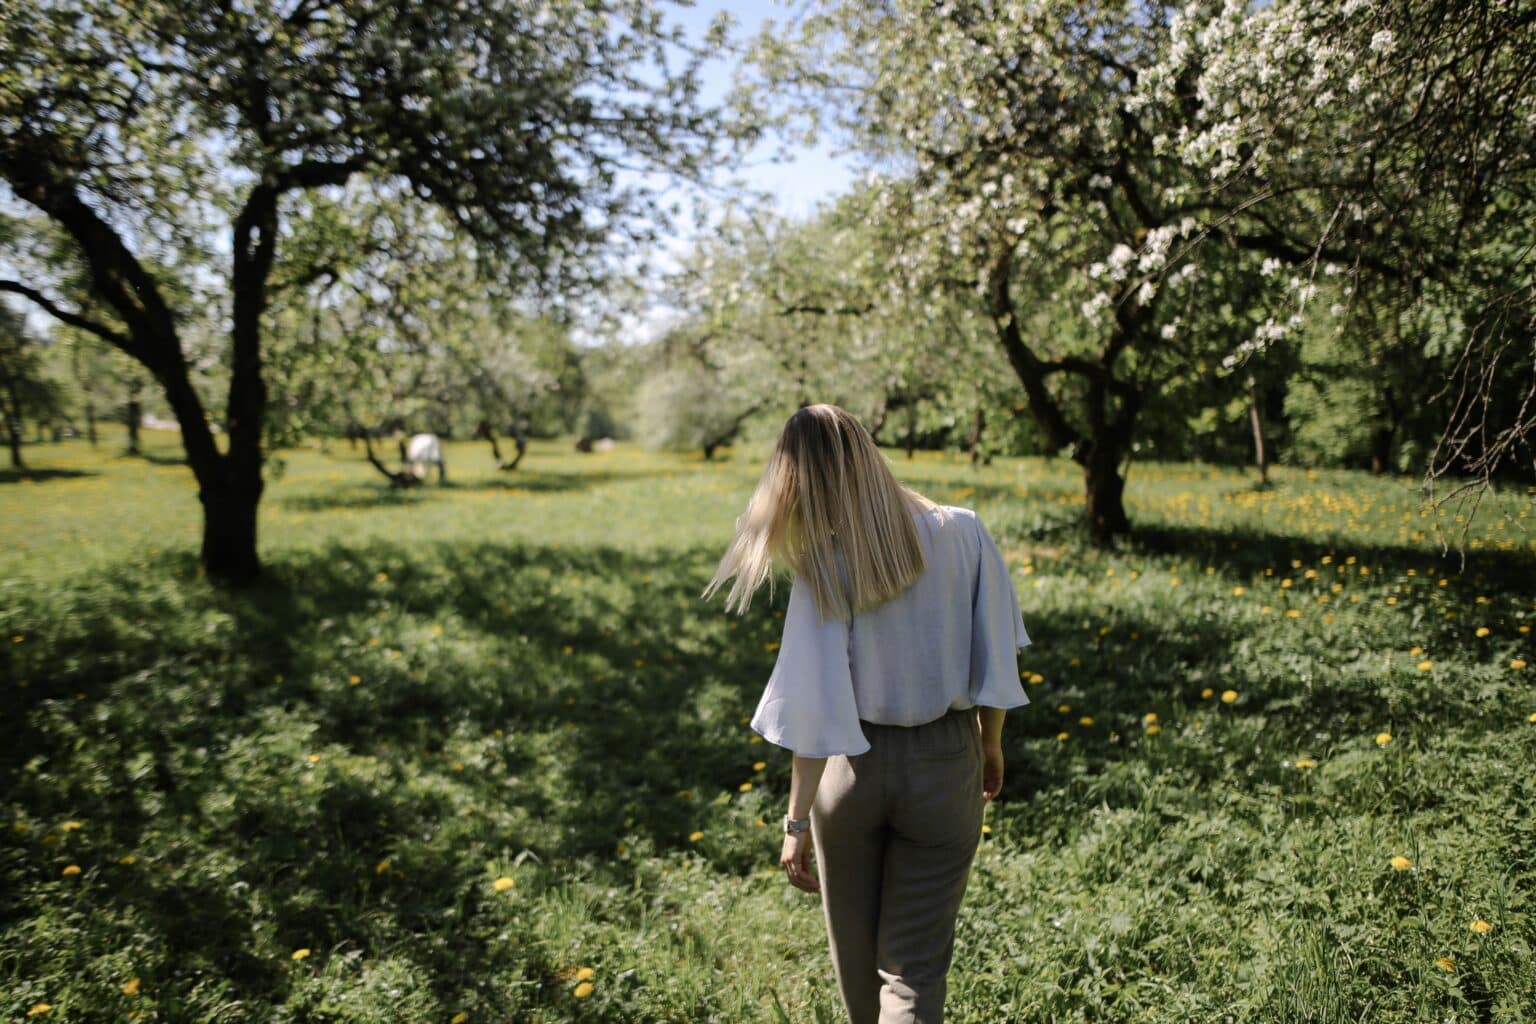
[783, 815, 811, 835]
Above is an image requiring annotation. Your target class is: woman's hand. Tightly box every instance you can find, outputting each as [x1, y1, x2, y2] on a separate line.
[982, 742, 1004, 801]
[780, 830, 820, 893]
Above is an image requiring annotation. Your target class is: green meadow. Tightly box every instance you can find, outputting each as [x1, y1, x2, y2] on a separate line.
[3, 431, 1534, 1023]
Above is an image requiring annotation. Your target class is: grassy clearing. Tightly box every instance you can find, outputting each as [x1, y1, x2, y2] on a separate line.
[3, 431, 1534, 1022]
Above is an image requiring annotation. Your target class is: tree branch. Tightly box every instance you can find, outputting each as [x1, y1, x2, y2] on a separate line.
[0, 280, 136, 354]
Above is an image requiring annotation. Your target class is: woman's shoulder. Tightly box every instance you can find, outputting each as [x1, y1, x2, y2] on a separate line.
[913, 503, 977, 523]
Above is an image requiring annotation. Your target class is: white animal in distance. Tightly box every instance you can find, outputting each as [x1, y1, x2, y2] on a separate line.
[404, 433, 446, 483]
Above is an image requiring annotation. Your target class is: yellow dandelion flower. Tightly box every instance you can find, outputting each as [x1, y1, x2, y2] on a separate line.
[752, 761, 766, 771]
[452, 1014, 469, 1024]
[375, 571, 388, 582]
[689, 830, 704, 842]
[26, 1005, 50, 1017]
[118, 854, 135, 865]
[562, 645, 573, 655]
[1220, 689, 1238, 703]
[60, 821, 82, 832]
[1522, 625, 1531, 634]
[1470, 918, 1493, 934]
[349, 675, 361, 685]
[1513, 659, 1527, 670]
[739, 782, 753, 792]
[1201, 687, 1214, 698]
[1078, 716, 1094, 726]
[1027, 672, 1045, 684]
[375, 860, 390, 875]
[575, 967, 595, 982]
[291, 948, 311, 961]
[1280, 579, 1293, 589]
[1417, 660, 1434, 671]
[1056, 731, 1069, 742]
[1232, 586, 1245, 596]
[61, 864, 81, 876]
[1435, 955, 1455, 971]
[1475, 627, 1490, 638]
[492, 876, 515, 892]
[307, 754, 321, 764]
[1376, 732, 1392, 747]
[574, 981, 595, 998]
[1386, 596, 1398, 605]
[1145, 724, 1161, 735]
[1294, 758, 1316, 769]
[122, 977, 141, 996]
[1390, 855, 1412, 870]
[1261, 605, 1273, 614]
[1285, 609, 1302, 618]
[764, 641, 780, 652]
[1057, 703, 1071, 713]
[981, 824, 992, 835]
[1142, 712, 1158, 724]
[1410, 645, 1424, 656]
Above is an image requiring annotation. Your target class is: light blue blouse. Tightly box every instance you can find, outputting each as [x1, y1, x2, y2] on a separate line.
[749, 504, 1033, 757]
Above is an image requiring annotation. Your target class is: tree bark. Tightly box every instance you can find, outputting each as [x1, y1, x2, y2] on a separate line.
[125, 395, 141, 455]
[86, 402, 97, 446]
[1081, 440, 1132, 546]
[3, 373, 23, 469]
[1249, 379, 1269, 485]
[968, 407, 986, 465]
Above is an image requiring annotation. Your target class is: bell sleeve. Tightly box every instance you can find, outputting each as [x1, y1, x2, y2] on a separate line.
[968, 512, 1033, 709]
[749, 572, 871, 757]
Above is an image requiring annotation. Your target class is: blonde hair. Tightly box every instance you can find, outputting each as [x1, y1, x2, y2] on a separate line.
[703, 403, 943, 620]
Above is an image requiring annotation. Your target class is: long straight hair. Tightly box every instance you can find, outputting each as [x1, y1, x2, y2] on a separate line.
[703, 403, 943, 620]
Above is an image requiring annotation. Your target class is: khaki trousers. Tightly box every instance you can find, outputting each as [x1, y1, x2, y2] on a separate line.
[810, 705, 984, 1024]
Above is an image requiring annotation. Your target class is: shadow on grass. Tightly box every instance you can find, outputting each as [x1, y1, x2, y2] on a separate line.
[0, 467, 96, 484]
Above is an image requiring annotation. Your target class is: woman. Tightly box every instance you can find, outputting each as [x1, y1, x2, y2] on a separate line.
[703, 403, 1033, 1024]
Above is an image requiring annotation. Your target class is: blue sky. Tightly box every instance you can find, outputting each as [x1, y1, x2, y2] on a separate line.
[669, 0, 858, 220]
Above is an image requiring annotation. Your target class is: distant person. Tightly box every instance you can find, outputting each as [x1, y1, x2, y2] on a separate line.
[704, 403, 1033, 1023]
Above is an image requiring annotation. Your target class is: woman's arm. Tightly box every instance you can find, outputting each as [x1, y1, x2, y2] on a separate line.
[978, 706, 1005, 748]
[788, 753, 828, 819]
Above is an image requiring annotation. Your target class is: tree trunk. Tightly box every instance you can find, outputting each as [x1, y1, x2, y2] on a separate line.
[905, 400, 916, 460]
[1369, 427, 1392, 476]
[3, 374, 23, 469]
[198, 471, 262, 585]
[968, 407, 986, 465]
[86, 402, 97, 446]
[1081, 442, 1132, 547]
[1249, 379, 1269, 485]
[125, 396, 141, 454]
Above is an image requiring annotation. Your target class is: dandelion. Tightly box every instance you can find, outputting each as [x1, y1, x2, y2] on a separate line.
[1294, 758, 1316, 769]
[1143, 712, 1158, 724]
[689, 831, 704, 842]
[1078, 716, 1094, 726]
[1417, 660, 1434, 671]
[1201, 687, 1214, 698]
[349, 674, 362, 685]
[1410, 645, 1424, 656]
[118, 854, 135, 865]
[61, 864, 81, 876]
[26, 1005, 50, 1017]
[60, 820, 82, 832]
[492, 876, 515, 892]
[1285, 609, 1301, 619]
[562, 645, 573, 655]
[122, 977, 141, 996]
[1513, 659, 1527, 670]
[291, 948, 311, 961]
[1027, 672, 1045, 684]
[1056, 731, 1069, 742]
[1475, 627, 1490, 638]
[307, 754, 321, 764]
[981, 824, 992, 835]
[1435, 955, 1455, 971]
[752, 761, 766, 771]
[452, 1014, 469, 1024]
[764, 641, 780, 652]
[1145, 724, 1161, 735]
[1232, 586, 1245, 596]
[574, 982, 594, 998]
[575, 967, 595, 982]
[1058, 703, 1071, 713]
[1220, 689, 1238, 703]
[1376, 732, 1392, 746]
[738, 782, 753, 792]
[1470, 918, 1493, 934]
[375, 571, 388, 582]
[1390, 855, 1412, 870]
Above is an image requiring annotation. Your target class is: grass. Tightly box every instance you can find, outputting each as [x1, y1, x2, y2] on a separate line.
[2, 428, 1534, 1022]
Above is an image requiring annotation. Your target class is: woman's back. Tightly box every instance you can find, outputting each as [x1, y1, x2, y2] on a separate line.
[752, 503, 1031, 756]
